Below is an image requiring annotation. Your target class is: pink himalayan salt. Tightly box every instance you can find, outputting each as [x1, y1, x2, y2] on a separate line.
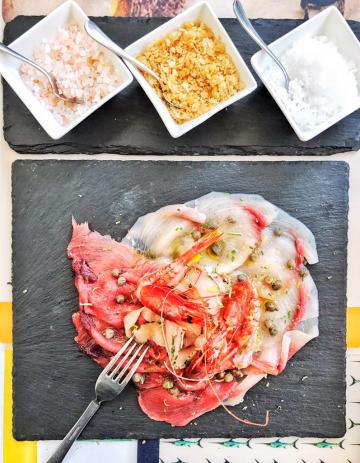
[20, 23, 123, 126]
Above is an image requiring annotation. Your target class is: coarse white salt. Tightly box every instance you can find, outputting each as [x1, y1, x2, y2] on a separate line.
[19, 23, 123, 126]
[265, 35, 359, 132]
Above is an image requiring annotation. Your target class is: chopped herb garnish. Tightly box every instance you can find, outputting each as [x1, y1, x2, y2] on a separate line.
[225, 232, 242, 236]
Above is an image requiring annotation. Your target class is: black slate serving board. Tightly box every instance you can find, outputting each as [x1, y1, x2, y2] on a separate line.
[12, 160, 348, 440]
[4, 17, 360, 155]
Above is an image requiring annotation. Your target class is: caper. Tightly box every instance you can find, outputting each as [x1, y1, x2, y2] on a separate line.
[265, 301, 278, 312]
[299, 265, 309, 279]
[265, 320, 278, 336]
[162, 378, 174, 390]
[191, 229, 202, 241]
[274, 228, 283, 237]
[117, 276, 127, 286]
[115, 294, 125, 304]
[112, 268, 120, 277]
[249, 248, 260, 261]
[132, 373, 145, 384]
[224, 373, 234, 383]
[237, 273, 249, 282]
[216, 372, 225, 380]
[269, 326, 278, 336]
[169, 387, 180, 396]
[287, 259, 296, 270]
[232, 369, 243, 379]
[105, 328, 115, 339]
[272, 279, 282, 291]
[211, 240, 224, 256]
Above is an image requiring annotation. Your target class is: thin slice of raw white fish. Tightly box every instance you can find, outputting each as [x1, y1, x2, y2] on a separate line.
[123, 204, 205, 258]
[186, 192, 278, 274]
[237, 225, 318, 374]
[124, 192, 278, 273]
[224, 226, 318, 406]
[122, 192, 319, 408]
[188, 192, 278, 225]
[272, 209, 318, 264]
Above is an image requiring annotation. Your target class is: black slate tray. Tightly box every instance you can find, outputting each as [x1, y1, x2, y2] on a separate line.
[12, 160, 347, 440]
[4, 17, 360, 155]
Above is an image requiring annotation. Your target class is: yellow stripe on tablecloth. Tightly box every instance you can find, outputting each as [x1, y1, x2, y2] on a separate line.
[0, 302, 359, 463]
[3, 349, 37, 463]
[347, 307, 360, 348]
[0, 302, 12, 344]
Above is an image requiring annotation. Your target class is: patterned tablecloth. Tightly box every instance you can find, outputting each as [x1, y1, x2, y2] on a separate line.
[1, 1, 360, 462]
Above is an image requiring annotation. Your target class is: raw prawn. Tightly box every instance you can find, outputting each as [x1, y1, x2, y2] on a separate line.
[136, 228, 223, 326]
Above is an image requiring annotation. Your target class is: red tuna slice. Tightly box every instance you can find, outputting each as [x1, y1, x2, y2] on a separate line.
[68, 220, 161, 282]
[68, 220, 160, 328]
[136, 373, 166, 390]
[138, 380, 239, 426]
[68, 221, 137, 273]
[76, 312, 168, 374]
[72, 312, 111, 368]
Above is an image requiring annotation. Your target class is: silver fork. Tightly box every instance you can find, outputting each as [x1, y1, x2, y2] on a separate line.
[46, 336, 148, 463]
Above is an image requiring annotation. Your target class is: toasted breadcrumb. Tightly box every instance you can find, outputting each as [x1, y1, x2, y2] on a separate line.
[137, 21, 243, 123]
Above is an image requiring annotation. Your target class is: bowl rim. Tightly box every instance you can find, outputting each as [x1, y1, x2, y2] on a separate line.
[124, 0, 257, 138]
[0, 0, 134, 139]
[250, 5, 360, 142]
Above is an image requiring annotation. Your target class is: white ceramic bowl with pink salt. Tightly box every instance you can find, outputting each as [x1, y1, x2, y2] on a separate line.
[0, 0, 133, 139]
[251, 6, 360, 142]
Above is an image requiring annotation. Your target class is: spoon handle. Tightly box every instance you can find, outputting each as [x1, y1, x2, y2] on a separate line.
[84, 20, 159, 81]
[0, 41, 52, 81]
[233, 0, 290, 89]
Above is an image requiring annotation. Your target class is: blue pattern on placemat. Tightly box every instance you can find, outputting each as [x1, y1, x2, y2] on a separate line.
[138, 439, 160, 463]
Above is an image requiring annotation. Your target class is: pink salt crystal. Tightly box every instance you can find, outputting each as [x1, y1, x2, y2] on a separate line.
[19, 22, 122, 126]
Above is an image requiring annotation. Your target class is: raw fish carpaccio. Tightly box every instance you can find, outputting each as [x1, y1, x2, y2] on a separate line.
[68, 192, 319, 426]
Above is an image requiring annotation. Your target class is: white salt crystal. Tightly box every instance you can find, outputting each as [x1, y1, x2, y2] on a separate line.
[266, 35, 359, 132]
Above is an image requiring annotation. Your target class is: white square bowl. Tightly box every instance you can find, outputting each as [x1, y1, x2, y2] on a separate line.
[0, 0, 133, 139]
[251, 6, 360, 142]
[124, 1, 257, 138]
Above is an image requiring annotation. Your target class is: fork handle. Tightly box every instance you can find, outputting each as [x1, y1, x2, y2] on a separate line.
[46, 399, 100, 463]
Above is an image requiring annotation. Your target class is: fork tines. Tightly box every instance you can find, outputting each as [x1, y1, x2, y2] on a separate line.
[102, 337, 149, 385]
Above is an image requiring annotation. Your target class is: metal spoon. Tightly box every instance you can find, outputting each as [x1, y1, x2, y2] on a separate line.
[233, 0, 290, 91]
[84, 19, 182, 109]
[0, 42, 83, 103]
